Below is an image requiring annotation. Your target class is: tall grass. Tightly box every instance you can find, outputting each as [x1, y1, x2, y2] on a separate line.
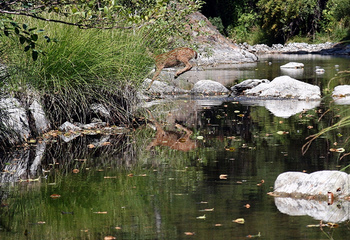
[1, 16, 154, 126]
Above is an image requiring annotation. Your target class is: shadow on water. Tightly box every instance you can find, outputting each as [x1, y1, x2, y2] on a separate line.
[1, 55, 350, 239]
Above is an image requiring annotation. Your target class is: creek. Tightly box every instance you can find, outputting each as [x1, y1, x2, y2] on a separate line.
[1, 54, 350, 239]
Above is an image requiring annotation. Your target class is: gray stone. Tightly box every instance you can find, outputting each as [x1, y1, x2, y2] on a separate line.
[59, 121, 81, 132]
[245, 76, 321, 100]
[280, 62, 304, 69]
[191, 80, 229, 95]
[29, 100, 50, 134]
[0, 97, 31, 142]
[230, 79, 270, 95]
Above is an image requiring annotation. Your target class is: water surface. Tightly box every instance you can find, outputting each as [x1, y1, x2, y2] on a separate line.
[1, 54, 350, 239]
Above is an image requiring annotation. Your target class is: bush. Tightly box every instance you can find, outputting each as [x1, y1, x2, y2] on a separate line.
[1, 16, 154, 125]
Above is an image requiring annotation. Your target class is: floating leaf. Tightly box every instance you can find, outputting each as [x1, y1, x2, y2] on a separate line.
[199, 208, 214, 212]
[196, 136, 204, 140]
[277, 131, 289, 135]
[219, 174, 228, 180]
[246, 232, 261, 238]
[336, 148, 345, 153]
[184, 232, 195, 236]
[93, 211, 107, 214]
[72, 169, 79, 173]
[244, 204, 251, 209]
[196, 214, 206, 219]
[87, 144, 95, 148]
[104, 236, 116, 240]
[233, 218, 245, 224]
[50, 194, 61, 199]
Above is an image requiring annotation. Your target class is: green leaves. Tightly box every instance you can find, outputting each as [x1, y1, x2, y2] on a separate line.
[1, 20, 49, 61]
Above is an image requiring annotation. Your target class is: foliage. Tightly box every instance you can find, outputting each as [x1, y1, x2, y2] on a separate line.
[1, 16, 153, 125]
[227, 12, 263, 44]
[257, 0, 322, 42]
[208, 17, 225, 35]
[0, 0, 203, 60]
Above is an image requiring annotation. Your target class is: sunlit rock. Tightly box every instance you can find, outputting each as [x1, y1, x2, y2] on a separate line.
[59, 121, 82, 132]
[245, 76, 321, 100]
[272, 170, 350, 223]
[0, 97, 31, 142]
[332, 85, 350, 105]
[274, 171, 350, 197]
[191, 80, 229, 95]
[29, 100, 51, 134]
[142, 78, 188, 95]
[230, 79, 270, 95]
[280, 62, 304, 69]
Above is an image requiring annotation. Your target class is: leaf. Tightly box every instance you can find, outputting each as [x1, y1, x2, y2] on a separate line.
[184, 232, 195, 236]
[50, 194, 61, 199]
[31, 34, 38, 41]
[196, 214, 206, 219]
[219, 174, 228, 179]
[19, 36, 26, 44]
[44, 36, 51, 43]
[233, 218, 245, 224]
[32, 50, 38, 61]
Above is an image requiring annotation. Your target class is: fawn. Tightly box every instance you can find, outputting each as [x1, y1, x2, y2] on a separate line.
[146, 47, 198, 90]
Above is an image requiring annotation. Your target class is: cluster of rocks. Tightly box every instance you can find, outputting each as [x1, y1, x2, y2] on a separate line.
[143, 75, 322, 101]
[240, 42, 350, 55]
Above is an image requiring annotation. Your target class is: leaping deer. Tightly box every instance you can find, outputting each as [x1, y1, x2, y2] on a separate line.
[146, 47, 198, 90]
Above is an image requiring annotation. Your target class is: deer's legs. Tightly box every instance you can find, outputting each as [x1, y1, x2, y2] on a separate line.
[174, 60, 192, 78]
[146, 66, 163, 90]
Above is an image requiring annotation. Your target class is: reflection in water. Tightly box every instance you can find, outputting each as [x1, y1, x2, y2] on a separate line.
[240, 99, 321, 118]
[275, 197, 350, 223]
[1, 55, 350, 239]
[146, 110, 197, 151]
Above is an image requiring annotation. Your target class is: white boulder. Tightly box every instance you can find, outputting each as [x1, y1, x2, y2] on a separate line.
[245, 76, 321, 100]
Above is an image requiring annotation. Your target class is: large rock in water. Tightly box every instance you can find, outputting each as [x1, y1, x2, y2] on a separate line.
[271, 171, 350, 223]
[191, 80, 229, 95]
[245, 76, 321, 100]
[273, 171, 350, 198]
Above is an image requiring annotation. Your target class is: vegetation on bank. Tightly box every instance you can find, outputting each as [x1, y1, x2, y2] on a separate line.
[203, 0, 350, 45]
[0, 1, 203, 130]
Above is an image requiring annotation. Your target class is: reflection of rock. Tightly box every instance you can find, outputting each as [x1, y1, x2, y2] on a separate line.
[280, 68, 304, 79]
[271, 171, 350, 222]
[274, 197, 350, 223]
[332, 85, 350, 105]
[245, 76, 321, 100]
[240, 99, 320, 118]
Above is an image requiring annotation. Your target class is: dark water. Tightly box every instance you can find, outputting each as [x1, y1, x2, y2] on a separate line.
[1, 54, 350, 239]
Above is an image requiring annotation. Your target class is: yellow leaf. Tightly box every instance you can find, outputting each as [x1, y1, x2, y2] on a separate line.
[233, 218, 245, 224]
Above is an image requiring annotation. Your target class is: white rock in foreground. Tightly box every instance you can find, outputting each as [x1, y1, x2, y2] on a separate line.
[332, 85, 350, 97]
[245, 76, 321, 100]
[274, 171, 350, 197]
[332, 85, 350, 105]
[280, 62, 304, 69]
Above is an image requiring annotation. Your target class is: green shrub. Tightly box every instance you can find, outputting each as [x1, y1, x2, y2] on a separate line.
[1, 16, 154, 125]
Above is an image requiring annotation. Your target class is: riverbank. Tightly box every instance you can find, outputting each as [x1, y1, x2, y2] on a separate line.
[240, 42, 350, 55]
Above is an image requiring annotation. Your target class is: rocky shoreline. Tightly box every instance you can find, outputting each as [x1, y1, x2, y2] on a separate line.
[240, 42, 350, 55]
